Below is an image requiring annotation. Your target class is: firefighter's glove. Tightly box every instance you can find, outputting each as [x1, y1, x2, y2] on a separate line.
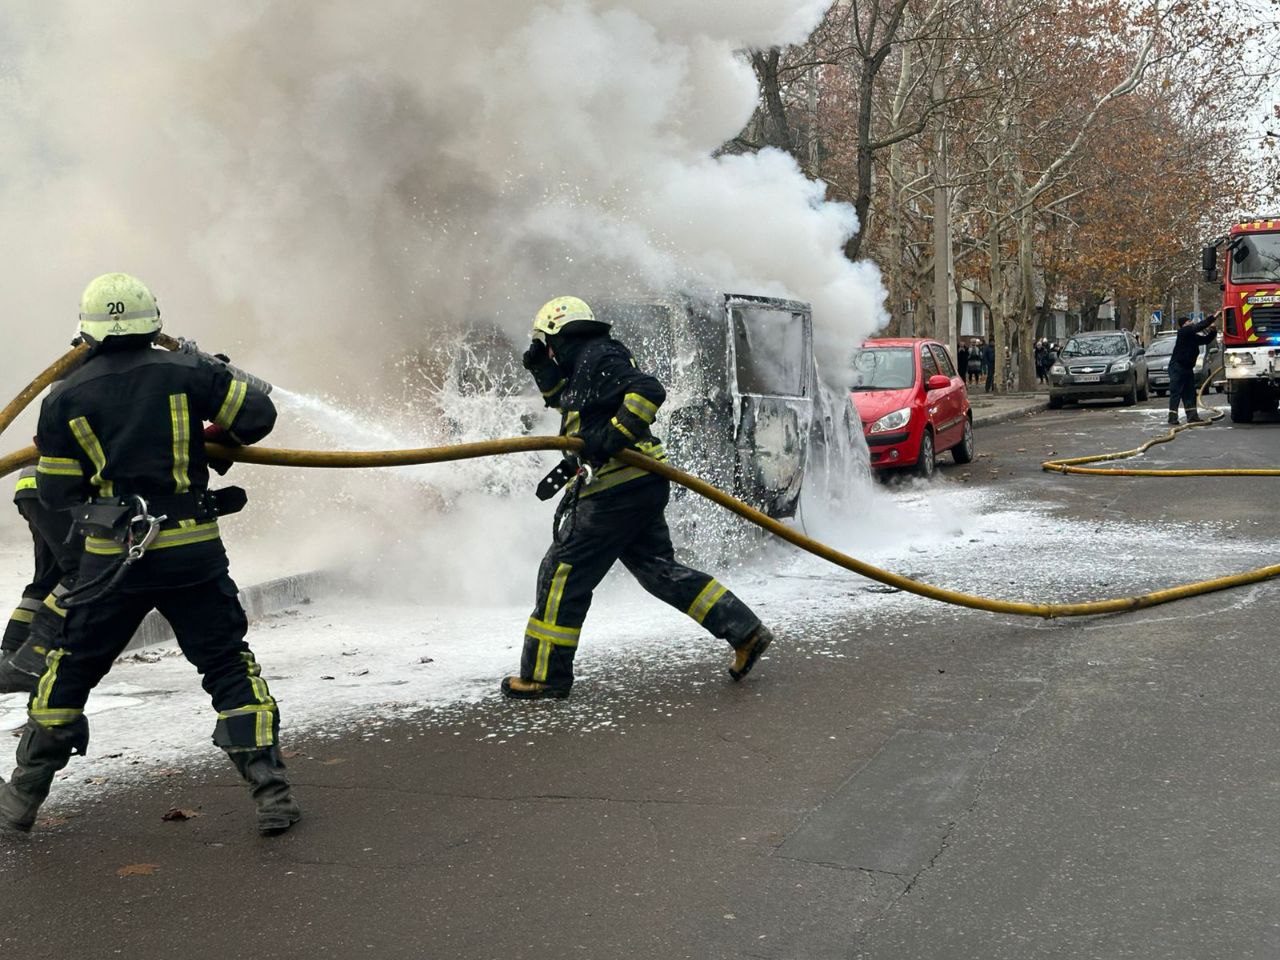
[578, 424, 627, 469]
[204, 424, 237, 476]
[521, 339, 550, 372]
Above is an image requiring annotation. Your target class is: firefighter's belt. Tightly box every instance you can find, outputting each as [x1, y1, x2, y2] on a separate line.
[73, 488, 247, 542]
[537, 457, 580, 501]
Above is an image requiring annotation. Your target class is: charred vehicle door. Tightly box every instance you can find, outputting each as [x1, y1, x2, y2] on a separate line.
[726, 296, 814, 518]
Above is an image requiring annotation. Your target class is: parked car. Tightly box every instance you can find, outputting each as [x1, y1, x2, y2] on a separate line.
[1047, 330, 1149, 408]
[849, 338, 974, 479]
[1145, 335, 1175, 396]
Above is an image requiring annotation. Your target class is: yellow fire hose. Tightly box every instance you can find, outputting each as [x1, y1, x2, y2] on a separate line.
[1041, 370, 1280, 477]
[2, 346, 1278, 620]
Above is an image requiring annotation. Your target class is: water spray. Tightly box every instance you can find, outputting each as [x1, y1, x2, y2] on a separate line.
[3, 345, 1279, 621]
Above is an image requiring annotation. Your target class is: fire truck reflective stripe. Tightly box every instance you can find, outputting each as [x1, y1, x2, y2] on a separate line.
[69, 417, 112, 497]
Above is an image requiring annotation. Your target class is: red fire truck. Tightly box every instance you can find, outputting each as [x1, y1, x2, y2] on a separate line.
[1203, 219, 1280, 423]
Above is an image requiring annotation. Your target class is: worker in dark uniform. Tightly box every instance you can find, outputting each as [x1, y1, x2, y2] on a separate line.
[502, 296, 774, 700]
[0, 466, 78, 694]
[1168, 312, 1218, 425]
[0, 272, 299, 836]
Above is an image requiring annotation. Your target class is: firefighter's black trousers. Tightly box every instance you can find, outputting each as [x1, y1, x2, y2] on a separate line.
[521, 477, 762, 691]
[4, 500, 76, 654]
[1168, 362, 1197, 415]
[29, 574, 279, 750]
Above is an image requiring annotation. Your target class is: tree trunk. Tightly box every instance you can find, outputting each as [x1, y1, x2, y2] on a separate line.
[751, 49, 794, 153]
[986, 154, 1005, 395]
[843, 59, 877, 262]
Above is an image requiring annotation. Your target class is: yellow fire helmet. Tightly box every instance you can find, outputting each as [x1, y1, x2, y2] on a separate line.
[78, 272, 162, 344]
[531, 296, 606, 341]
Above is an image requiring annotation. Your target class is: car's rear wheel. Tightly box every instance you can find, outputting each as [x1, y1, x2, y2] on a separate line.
[914, 429, 936, 479]
[1138, 377, 1149, 402]
[951, 417, 974, 464]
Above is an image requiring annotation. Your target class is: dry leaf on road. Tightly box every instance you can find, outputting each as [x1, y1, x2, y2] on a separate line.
[117, 863, 159, 877]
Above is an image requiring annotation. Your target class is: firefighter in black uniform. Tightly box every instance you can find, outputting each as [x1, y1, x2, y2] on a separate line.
[1167, 312, 1219, 425]
[0, 466, 78, 693]
[0, 272, 300, 836]
[502, 296, 775, 700]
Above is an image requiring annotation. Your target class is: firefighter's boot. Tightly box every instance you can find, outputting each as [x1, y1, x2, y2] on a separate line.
[1167, 412, 1179, 426]
[0, 719, 87, 834]
[729, 625, 775, 681]
[0, 639, 47, 695]
[227, 747, 301, 836]
[500, 676, 572, 700]
[1186, 411, 1203, 423]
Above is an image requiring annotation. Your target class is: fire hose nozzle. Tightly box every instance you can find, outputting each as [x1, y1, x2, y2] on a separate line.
[178, 339, 273, 396]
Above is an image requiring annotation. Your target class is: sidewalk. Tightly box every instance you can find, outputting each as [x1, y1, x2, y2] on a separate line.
[968, 390, 1048, 428]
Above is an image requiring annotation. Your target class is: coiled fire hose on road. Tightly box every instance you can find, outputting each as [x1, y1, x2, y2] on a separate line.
[1041, 370, 1280, 478]
[2, 346, 1278, 620]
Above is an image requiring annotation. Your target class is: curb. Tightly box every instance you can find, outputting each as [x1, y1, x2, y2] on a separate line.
[123, 570, 335, 652]
[972, 401, 1049, 429]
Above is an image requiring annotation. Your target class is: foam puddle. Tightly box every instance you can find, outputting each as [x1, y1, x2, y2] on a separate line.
[1, 481, 1269, 806]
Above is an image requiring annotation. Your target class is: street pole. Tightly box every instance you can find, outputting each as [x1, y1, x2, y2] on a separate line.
[932, 72, 955, 364]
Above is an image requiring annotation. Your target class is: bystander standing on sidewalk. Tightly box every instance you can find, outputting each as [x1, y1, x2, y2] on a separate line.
[983, 340, 996, 392]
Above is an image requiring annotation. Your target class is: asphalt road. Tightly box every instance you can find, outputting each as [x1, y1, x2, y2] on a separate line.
[3, 395, 1279, 960]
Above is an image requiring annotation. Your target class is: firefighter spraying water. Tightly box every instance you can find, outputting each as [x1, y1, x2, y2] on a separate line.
[0, 273, 299, 837]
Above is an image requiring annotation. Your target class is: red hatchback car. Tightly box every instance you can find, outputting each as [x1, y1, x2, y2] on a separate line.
[849, 338, 974, 478]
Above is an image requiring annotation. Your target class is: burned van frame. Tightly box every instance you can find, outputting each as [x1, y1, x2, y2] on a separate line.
[597, 292, 818, 519]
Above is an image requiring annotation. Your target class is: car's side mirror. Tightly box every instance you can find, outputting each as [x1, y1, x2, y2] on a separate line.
[926, 374, 951, 391]
[1135, 349, 1145, 357]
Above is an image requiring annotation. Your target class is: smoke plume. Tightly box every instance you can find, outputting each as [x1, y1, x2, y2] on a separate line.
[0, 2, 886, 600]
[0, 1, 882, 392]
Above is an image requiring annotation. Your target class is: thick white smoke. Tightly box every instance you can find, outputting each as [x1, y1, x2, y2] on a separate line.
[0, 2, 886, 601]
[0, 1, 882, 391]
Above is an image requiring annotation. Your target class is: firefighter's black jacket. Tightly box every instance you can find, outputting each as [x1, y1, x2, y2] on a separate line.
[35, 343, 276, 588]
[1171, 316, 1216, 369]
[529, 334, 668, 498]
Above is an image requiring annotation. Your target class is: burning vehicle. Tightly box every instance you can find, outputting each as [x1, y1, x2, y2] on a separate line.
[599, 292, 853, 521]
[441, 292, 857, 521]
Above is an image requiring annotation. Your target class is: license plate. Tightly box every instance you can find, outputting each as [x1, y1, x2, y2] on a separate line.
[1074, 374, 1101, 383]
